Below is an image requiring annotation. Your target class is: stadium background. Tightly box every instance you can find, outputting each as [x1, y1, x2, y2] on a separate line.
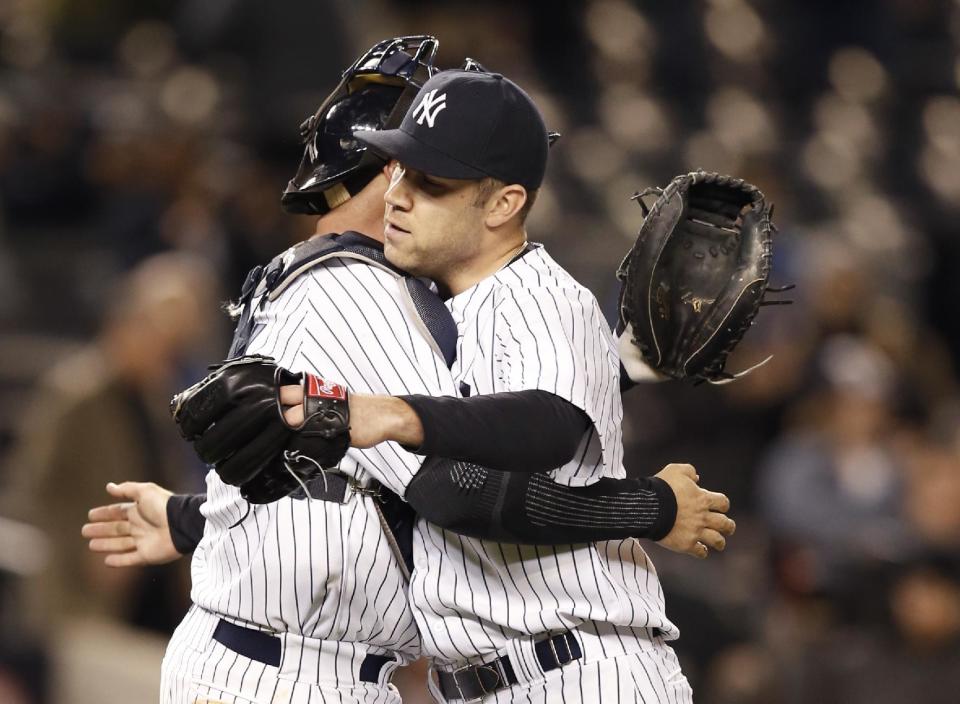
[1, 0, 959, 701]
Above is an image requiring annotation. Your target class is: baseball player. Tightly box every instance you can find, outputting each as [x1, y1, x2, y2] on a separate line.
[168, 69, 723, 702]
[346, 69, 701, 702]
[149, 36, 456, 704]
[86, 52, 732, 701]
[84, 41, 730, 704]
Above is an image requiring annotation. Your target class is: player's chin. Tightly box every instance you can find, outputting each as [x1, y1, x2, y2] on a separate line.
[383, 240, 421, 274]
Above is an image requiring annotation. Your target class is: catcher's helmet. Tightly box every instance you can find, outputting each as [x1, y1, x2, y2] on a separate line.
[281, 35, 439, 215]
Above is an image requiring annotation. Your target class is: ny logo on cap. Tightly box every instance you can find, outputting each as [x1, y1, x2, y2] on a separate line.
[412, 89, 447, 128]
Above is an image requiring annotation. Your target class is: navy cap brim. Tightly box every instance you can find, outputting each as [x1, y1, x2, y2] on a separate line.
[354, 128, 488, 181]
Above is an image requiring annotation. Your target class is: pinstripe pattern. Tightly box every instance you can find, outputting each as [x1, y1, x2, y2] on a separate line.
[171, 254, 459, 701]
[161, 605, 404, 703]
[409, 246, 681, 670]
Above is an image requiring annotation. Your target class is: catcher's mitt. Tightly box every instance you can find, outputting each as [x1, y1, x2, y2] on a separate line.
[617, 170, 790, 384]
[170, 355, 351, 503]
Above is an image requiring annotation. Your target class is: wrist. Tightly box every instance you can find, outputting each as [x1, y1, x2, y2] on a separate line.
[648, 476, 679, 541]
[349, 394, 424, 449]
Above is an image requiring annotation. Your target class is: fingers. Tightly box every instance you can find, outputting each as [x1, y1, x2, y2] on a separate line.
[104, 551, 148, 568]
[82, 520, 131, 539]
[699, 528, 727, 552]
[283, 405, 304, 426]
[665, 463, 698, 482]
[279, 384, 302, 406]
[106, 481, 146, 501]
[706, 512, 736, 536]
[86, 503, 130, 523]
[88, 536, 137, 553]
[705, 490, 731, 513]
[690, 542, 709, 559]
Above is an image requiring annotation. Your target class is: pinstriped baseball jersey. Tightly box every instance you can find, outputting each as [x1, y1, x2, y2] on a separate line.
[409, 245, 680, 664]
[191, 255, 459, 664]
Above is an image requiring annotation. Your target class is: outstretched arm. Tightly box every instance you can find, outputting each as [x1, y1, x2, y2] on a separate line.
[405, 461, 734, 558]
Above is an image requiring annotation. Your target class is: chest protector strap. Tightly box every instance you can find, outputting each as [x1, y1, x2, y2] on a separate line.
[228, 231, 457, 369]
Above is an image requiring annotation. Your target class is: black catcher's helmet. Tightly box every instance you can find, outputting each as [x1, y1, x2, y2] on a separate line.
[281, 35, 439, 215]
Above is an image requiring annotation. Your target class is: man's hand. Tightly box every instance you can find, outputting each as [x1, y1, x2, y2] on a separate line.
[654, 464, 735, 559]
[82, 482, 181, 567]
[280, 387, 423, 450]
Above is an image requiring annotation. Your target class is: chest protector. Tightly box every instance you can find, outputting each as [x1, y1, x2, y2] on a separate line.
[225, 231, 456, 578]
[228, 231, 457, 368]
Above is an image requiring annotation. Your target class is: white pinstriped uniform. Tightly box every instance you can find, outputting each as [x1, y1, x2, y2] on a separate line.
[410, 245, 694, 702]
[160, 254, 459, 704]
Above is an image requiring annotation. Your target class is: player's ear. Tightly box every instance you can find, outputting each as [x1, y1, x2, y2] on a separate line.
[484, 184, 527, 229]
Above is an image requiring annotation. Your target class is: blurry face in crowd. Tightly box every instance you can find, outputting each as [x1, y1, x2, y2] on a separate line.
[382, 161, 488, 292]
[890, 568, 960, 649]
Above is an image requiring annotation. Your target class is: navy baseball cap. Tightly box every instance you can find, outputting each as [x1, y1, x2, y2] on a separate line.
[354, 69, 549, 190]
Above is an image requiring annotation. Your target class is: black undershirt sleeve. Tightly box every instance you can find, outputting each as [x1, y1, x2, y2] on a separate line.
[167, 493, 206, 554]
[399, 390, 591, 472]
[405, 458, 678, 544]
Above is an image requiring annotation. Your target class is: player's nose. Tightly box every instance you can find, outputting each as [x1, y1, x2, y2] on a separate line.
[384, 163, 412, 210]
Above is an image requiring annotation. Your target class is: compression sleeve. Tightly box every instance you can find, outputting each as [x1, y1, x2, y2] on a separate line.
[405, 458, 678, 544]
[399, 390, 591, 472]
[167, 493, 206, 554]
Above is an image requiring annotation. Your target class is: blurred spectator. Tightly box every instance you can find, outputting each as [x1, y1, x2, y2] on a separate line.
[792, 552, 960, 704]
[0, 251, 220, 637]
[758, 335, 914, 598]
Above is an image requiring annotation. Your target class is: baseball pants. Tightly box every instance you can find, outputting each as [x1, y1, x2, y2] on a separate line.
[428, 621, 694, 704]
[160, 605, 403, 704]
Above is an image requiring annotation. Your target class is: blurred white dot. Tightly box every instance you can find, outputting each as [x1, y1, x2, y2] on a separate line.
[118, 21, 177, 78]
[828, 47, 887, 103]
[528, 89, 569, 143]
[684, 130, 742, 173]
[585, 0, 653, 62]
[706, 86, 777, 154]
[604, 170, 658, 240]
[598, 83, 672, 151]
[565, 127, 627, 184]
[813, 92, 881, 158]
[921, 141, 960, 205]
[704, 0, 766, 63]
[922, 95, 960, 152]
[160, 66, 220, 126]
[841, 193, 909, 253]
[802, 131, 861, 189]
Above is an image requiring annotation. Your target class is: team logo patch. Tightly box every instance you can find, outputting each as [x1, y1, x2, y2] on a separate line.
[412, 89, 447, 128]
[305, 374, 347, 400]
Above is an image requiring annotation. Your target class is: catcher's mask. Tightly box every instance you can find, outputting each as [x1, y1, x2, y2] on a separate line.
[281, 35, 439, 215]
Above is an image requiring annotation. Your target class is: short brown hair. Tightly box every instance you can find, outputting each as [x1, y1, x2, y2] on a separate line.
[473, 177, 538, 224]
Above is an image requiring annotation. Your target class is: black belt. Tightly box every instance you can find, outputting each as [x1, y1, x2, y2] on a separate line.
[287, 470, 382, 503]
[437, 631, 583, 702]
[212, 619, 394, 683]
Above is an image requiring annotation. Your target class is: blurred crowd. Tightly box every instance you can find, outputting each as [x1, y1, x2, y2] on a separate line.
[1, 0, 959, 702]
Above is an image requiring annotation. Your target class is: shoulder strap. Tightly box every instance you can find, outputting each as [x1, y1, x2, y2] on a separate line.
[263, 231, 404, 301]
[241, 231, 457, 369]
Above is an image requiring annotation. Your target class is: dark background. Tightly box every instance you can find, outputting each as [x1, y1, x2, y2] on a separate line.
[1, 1, 959, 702]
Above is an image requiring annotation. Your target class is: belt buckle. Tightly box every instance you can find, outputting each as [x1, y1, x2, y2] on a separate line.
[543, 632, 573, 669]
[450, 663, 484, 704]
[349, 479, 382, 502]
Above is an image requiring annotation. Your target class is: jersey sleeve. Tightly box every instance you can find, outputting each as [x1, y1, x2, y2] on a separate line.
[493, 285, 624, 482]
[245, 260, 459, 497]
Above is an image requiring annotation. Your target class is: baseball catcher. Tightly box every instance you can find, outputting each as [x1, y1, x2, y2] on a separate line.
[616, 169, 791, 385]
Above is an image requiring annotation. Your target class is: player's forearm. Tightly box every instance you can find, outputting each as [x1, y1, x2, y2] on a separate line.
[405, 459, 677, 544]
[403, 391, 590, 472]
[167, 493, 206, 553]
